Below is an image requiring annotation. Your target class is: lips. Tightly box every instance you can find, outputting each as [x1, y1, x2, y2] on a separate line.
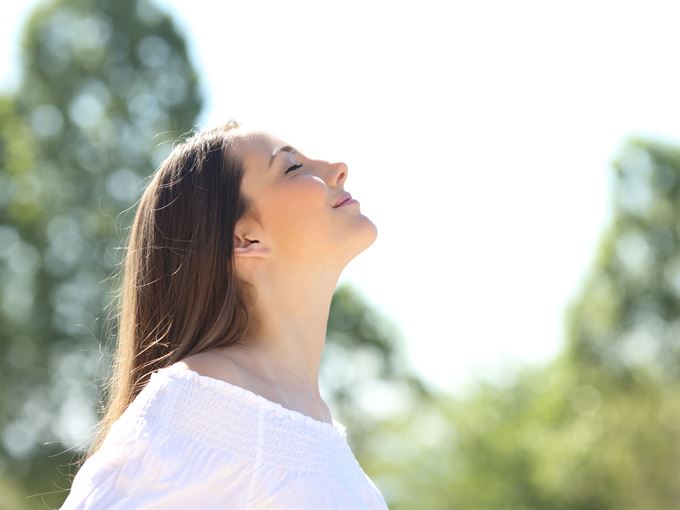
[333, 192, 353, 208]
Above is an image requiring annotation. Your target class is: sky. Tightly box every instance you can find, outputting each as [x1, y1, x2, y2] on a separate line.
[1, 0, 679, 397]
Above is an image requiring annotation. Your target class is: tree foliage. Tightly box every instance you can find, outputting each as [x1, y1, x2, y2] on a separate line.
[1, 0, 202, 506]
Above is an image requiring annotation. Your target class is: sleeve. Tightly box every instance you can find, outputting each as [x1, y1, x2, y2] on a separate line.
[59, 414, 253, 510]
[59, 437, 141, 508]
[59, 415, 154, 510]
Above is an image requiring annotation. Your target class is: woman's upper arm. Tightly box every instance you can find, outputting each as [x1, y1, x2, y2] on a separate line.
[59, 408, 162, 509]
[59, 435, 148, 509]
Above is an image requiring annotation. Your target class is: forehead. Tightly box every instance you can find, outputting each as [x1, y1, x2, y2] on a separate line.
[229, 128, 286, 165]
[227, 129, 290, 198]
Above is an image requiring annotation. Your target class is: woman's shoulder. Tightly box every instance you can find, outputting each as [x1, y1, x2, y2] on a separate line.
[176, 350, 248, 389]
[174, 350, 287, 413]
[134, 357, 348, 446]
[104, 355, 350, 472]
[177, 349, 335, 425]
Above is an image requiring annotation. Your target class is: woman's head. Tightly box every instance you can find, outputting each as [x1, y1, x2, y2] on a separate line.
[227, 124, 377, 281]
[82, 120, 376, 461]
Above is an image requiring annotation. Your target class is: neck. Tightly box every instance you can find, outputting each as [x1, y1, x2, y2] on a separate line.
[229, 259, 342, 398]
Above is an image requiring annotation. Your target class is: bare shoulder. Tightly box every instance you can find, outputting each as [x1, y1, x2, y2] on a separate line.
[176, 348, 334, 424]
[175, 349, 249, 387]
[177, 349, 285, 409]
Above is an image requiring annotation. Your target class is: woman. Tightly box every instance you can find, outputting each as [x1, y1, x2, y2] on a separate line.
[60, 120, 387, 509]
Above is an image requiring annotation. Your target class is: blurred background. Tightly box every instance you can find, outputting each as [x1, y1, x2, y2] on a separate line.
[0, 0, 678, 508]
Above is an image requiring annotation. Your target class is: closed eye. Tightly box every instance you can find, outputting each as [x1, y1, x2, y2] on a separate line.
[285, 163, 303, 174]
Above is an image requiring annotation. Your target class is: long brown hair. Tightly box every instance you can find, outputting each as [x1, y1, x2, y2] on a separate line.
[82, 119, 257, 463]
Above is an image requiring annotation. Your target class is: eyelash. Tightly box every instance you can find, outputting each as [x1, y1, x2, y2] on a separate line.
[285, 163, 303, 174]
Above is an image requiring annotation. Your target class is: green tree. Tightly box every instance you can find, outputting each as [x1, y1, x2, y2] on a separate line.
[1, 0, 202, 507]
[555, 137, 680, 508]
[565, 137, 680, 384]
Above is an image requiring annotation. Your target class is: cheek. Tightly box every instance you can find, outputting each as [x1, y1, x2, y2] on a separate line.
[264, 178, 329, 233]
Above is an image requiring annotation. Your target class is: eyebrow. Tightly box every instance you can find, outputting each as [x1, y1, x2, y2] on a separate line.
[268, 145, 298, 169]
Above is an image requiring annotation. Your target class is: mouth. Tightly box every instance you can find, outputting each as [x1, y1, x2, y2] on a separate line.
[333, 192, 353, 208]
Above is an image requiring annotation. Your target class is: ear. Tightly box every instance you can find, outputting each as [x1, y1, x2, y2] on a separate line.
[233, 234, 271, 257]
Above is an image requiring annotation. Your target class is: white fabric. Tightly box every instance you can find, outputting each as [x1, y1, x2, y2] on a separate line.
[60, 363, 389, 509]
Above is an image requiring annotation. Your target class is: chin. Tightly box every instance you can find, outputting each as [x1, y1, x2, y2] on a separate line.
[365, 219, 378, 246]
[351, 218, 379, 256]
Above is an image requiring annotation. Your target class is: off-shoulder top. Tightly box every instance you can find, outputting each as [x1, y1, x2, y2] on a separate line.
[60, 362, 389, 509]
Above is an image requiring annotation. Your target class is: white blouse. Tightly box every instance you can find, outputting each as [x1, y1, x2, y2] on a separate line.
[60, 363, 389, 509]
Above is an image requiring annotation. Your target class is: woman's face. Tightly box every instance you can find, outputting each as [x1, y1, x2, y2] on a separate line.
[229, 127, 377, 266]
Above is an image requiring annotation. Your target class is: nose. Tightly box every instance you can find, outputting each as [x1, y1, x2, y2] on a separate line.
[330, 161, 348, 186]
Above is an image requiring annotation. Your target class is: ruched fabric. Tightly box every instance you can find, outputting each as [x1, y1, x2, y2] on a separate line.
[60, 363, 389, 509]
